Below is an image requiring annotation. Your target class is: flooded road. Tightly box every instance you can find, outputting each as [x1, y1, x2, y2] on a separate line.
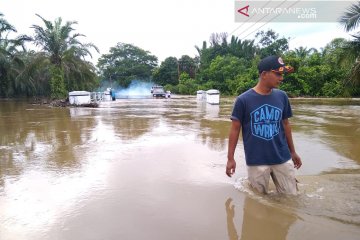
[0, 97, 360, 240]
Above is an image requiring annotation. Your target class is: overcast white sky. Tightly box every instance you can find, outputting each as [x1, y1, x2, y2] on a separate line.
[1, 0, 353, 64]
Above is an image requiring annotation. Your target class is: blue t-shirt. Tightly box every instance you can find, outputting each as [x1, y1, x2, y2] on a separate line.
[231, 88, 292, 166]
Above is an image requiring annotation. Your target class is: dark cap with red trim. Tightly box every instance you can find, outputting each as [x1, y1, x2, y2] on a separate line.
[258, 55, 294, 74]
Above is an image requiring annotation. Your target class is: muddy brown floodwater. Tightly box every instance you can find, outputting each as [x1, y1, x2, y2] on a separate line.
[0, 97, 359, 240]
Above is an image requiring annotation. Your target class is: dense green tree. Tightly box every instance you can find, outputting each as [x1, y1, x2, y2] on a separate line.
[152, 56, 178, 86]
[255, 30, 289, 57]
[194, 33, 259, 95]
[282, 42, 349, 97]
[280, 52, 310, 96]
[204, 55, 247, 95]
[195, 30, 353, 97]
[188, 29, 358, 97]
[97, 43, 157, 88]
[322, 38, 347, 65]
[178, 55, 197, 79]
[177, 72, 199, 94]
[321, 38, 352, 96]
[233, 57, 259, 95]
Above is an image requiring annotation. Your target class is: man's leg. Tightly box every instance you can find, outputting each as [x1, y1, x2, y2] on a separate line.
[247, 165, 271, 194]
[270, 160, 297, 195]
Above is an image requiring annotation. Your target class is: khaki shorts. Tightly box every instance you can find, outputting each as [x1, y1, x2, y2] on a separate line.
[247, 160, 297, 195]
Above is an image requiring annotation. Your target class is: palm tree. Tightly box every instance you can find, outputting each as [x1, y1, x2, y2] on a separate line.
[228, 36, 256, 61]
[294, 47, 317, 59]
[339, 2, 360, 86]
[0, 12, 31, 97]
[0, 12, 16, 37]
[339, 2, 360, 32]
[30, 14, 99, 98]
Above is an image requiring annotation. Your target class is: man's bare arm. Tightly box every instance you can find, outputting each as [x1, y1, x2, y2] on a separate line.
[226, 120, 241, 177]
[283, 119, 302, 169]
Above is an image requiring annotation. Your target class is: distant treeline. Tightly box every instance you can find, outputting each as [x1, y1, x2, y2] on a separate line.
[1, 5, 360, 99]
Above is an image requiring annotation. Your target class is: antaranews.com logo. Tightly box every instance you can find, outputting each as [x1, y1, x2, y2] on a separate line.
[238, 4, 317, 19]
[234, 1, 352, 23]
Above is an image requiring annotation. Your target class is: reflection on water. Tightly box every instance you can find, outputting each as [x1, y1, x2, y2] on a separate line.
[0, 102, 96, 178]
[0, 97, 360, 239]
[226, 197, 297, 240]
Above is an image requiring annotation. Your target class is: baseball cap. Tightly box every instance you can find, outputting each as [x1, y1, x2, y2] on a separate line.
[258, 55, 294, 74]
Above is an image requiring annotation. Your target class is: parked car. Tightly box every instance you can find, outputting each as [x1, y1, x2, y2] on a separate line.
[151, 85, 163, 94]
[152, 87, 166, 98]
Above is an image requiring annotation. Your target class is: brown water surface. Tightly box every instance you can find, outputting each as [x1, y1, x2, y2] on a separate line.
[0, 97, 359, 240]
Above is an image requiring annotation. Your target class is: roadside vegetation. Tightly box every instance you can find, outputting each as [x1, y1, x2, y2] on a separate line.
[1, 3, 360, 99]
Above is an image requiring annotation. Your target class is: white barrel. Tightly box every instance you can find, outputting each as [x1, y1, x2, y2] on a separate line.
[196, 90, 205, 100]
[206, 89, 220, 105]
[69, 91, 91, 105]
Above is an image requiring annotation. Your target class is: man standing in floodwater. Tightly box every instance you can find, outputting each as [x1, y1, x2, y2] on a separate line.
[226, 55, 302, 194]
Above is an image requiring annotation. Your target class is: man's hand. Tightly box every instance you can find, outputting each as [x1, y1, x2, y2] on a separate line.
[226, 159, 236, 177]
[291, 152, 302, 169]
